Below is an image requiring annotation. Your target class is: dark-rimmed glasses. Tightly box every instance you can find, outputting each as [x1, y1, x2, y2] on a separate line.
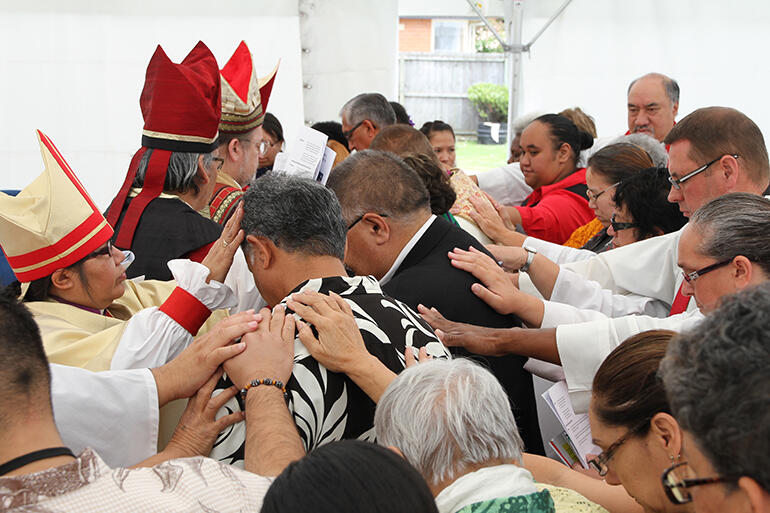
[84, 241, 114, 261]
[668, 155, 739, 190]
[587, 419, 649, 476]
[347, 213, 388, 231]
[212, 157, 225, 170]
[587, 182, 620, 202]
[342, 121, 366, 141]
[682, 259, 732, 284]
[610, 213, 638, 232]
[662, 461, 738, 504]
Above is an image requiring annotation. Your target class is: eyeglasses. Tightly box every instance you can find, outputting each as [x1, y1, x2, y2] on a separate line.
[212, 157, 225, 170]
[587, 419, 648, 476]
[347, 213, 388, 231]
[662, 461, 738, 504]
[84, 241, 114, 261]
[587, 182, 620, 202]
[668, 154, 739, 190]
[342, 121, 366, 141]
[682, 258, 732, 284]
[258, 140, 280, 154]
[609, 213, 638, 232]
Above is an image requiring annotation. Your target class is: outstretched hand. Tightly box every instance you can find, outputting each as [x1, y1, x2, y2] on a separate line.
[417, 304, 509, 356]
[223, 305, 296, 390]
[164, 369, 244, 459]
[287, 290, 371, 374]
[202, 203, 245, 283]
[448, 246, 523, 316]
[153, 310, 261, 405]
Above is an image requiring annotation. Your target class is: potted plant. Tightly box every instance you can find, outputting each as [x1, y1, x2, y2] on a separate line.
[467, 82, 508, 145]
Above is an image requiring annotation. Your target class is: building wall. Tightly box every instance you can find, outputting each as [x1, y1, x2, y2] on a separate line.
[399, 18, 432, 53]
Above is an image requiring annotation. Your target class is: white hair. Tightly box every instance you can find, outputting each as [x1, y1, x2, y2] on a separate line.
[374, 358, 523, 486]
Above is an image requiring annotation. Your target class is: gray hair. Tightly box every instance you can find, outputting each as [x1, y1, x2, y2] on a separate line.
[132, 149, 215, 195]
[374, 359, 524, 486]
[340, 93, 396, 128]
[327, 149, 431, 224]
[240, 173, 346, 260]
[512, 111, 545, 136]
[628, 72, 680, 105]
[660, 283, 770, 492]
[689, 193, 770, 276]
[610, 133, 669, 168]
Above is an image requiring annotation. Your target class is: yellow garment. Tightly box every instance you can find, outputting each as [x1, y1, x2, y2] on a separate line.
[536, 483, 608, 513]
[563, 218, 603, 249]
[215, 170, 242, 189]
[28, 279, 227, 372]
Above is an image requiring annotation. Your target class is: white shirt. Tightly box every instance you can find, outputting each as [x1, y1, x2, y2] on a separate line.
[476, 163, 533, 206]
[379, 215, 436, 286]
[51, 365, 159, 467]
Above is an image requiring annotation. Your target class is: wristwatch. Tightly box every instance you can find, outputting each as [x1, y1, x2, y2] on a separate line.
[519, 246, 537, 273]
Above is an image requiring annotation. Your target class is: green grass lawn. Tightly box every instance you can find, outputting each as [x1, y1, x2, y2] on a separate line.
[455, 138, 508, 173]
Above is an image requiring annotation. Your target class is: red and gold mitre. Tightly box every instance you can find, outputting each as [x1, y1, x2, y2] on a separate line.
[219, 41, 279, 134]
[105, 41, 221, 249]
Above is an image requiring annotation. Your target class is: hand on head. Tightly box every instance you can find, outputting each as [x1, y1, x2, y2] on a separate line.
[202, 203, 245, 283]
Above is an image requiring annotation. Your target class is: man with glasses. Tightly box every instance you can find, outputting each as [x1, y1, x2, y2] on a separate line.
[340, 92, 396, 151]
[420, 193, 770, 415]
[327, 150, 546, 455]
[660, 283, 770, 513]
[106, 41, 226, 281]
[210, 41, 279, 225]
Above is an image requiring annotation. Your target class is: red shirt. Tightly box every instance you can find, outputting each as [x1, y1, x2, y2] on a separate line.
[515, 168, 595, 244]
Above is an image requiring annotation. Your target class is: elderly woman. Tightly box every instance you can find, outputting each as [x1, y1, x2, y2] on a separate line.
[376, 358, 555, 513]
[659, 285, 770, 513]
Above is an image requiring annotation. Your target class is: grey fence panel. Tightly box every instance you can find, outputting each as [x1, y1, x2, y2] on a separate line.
[399, 52, 505, 135]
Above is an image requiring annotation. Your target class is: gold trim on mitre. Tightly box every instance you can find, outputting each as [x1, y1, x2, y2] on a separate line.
[141, 129, 218, 144]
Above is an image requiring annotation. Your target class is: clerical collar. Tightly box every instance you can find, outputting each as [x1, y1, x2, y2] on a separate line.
[50, 295, 104, 315]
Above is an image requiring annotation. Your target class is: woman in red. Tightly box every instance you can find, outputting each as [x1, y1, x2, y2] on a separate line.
[472, 114, 595, 244]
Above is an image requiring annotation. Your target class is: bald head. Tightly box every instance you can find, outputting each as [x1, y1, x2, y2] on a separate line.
[370, 125, 438, 161]
[627, 72, 679, 141]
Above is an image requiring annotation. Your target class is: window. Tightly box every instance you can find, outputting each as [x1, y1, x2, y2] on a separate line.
[433, 20, 465, 52]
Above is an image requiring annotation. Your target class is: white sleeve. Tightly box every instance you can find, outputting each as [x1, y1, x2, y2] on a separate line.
[561, 228, 685, 298]
[225, 248, 268, 312]
[556, 310, 705, 413]
[51, 364, 159, 467]
[522, 236, 596, 265]
[549, 268, 671, 318]
[476, 163, 533, 206]
[110, 259, 237, 370]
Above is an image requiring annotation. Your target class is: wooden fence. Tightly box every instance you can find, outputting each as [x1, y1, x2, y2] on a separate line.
[399, 52, 506, 136]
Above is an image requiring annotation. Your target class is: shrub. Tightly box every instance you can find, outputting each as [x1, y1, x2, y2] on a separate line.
[467, 83, 508, 123]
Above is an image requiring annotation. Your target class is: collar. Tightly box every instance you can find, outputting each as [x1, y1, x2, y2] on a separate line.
[50, 295, 105, 316]
[434, 464, 538, 513]
[216, 170, 242, 189]
[379, 215, 436, 286]
[524, 168, 586, 206]
[0, 448, 106, 506]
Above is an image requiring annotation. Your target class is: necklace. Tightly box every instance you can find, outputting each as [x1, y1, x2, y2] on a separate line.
[0, 447, 75, 476]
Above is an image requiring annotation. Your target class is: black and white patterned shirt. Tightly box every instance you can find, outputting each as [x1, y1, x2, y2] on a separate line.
[210, 275, 450, 465]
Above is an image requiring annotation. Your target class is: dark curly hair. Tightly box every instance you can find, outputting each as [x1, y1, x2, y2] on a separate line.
[613, 167, 687, 240]
[401, 153, 456, 215]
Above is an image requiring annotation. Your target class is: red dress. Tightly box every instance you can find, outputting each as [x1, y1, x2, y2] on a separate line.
[514, 168, 595, 244]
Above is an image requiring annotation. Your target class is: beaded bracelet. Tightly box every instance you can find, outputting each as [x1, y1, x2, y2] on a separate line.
[239, 378, 288, 401]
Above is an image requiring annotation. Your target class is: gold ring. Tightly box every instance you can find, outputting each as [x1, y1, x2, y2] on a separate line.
[222, 240, 229, 248]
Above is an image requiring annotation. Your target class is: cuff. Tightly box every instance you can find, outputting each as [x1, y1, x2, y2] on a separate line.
[159, 288, 211, 335]
[167, 259, 237, 310]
